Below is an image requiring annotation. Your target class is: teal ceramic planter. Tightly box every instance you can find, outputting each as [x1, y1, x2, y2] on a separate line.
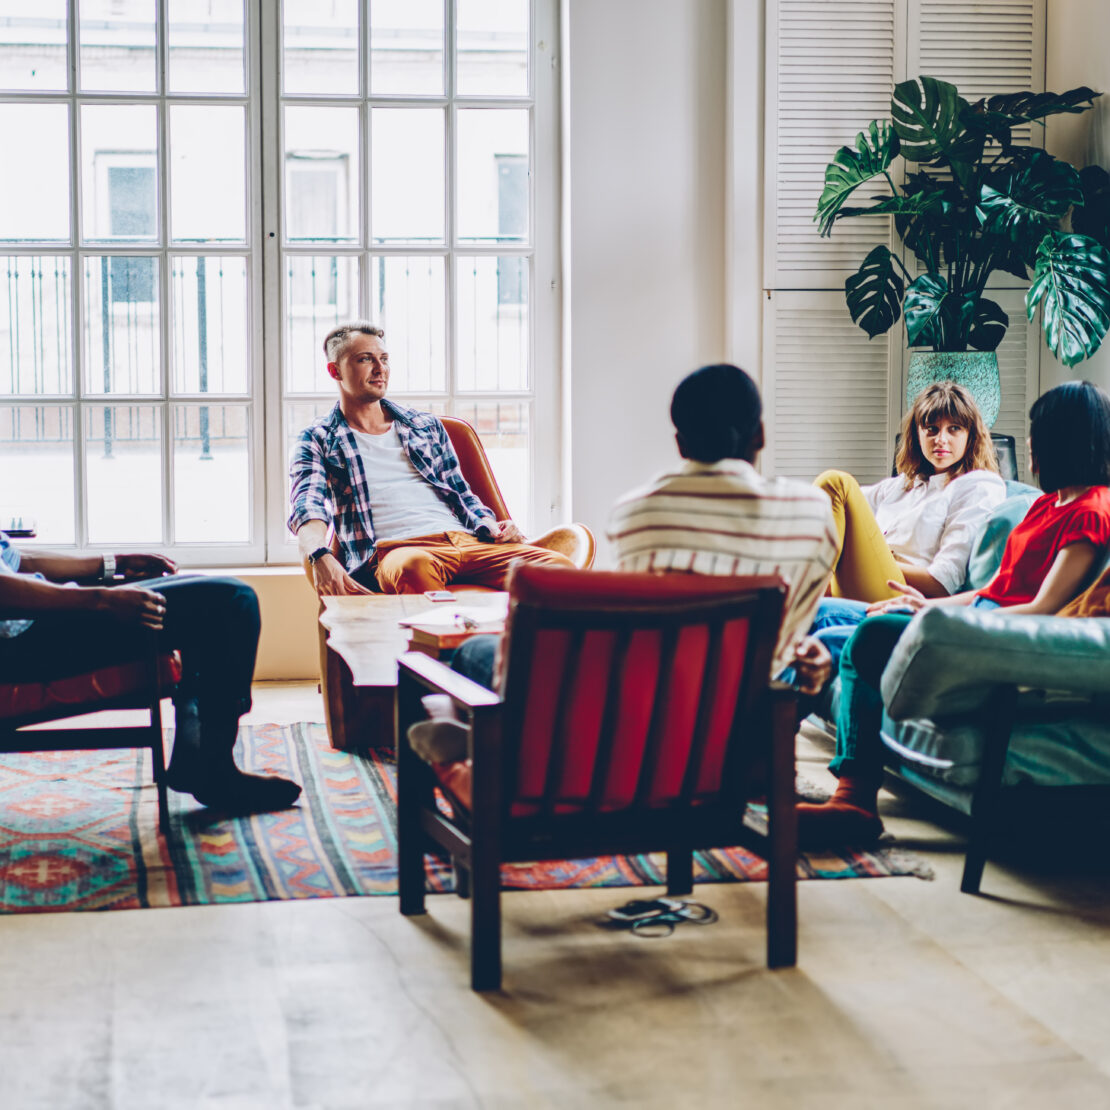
[905, 351, 1001, 428]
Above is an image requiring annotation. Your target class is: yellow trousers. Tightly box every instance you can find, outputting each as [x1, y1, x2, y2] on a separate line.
[813, 470, 906, 602]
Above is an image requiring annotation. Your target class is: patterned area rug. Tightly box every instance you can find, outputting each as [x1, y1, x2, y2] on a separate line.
[0, 722, 931, 912]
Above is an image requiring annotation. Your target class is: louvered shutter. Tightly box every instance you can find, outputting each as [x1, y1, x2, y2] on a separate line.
[763, 0, 1045, 483]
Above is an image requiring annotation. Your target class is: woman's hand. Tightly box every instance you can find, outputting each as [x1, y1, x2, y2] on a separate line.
[865, 580, 928, 616]
[791, 635, 832, 695]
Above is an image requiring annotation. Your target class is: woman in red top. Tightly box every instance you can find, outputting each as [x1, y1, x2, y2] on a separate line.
[799, 381, 1110, 845]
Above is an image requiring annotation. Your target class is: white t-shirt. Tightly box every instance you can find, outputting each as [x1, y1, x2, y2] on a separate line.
[863, 468, 1008, 594]
[352, 424, 467, 544]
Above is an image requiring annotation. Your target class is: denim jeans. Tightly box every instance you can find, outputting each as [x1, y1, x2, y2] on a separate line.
[0, 575, 260, 722]
[809, 597, 871, 672]
[452, 632, 499, 690]
[831, 596, 1001, 779]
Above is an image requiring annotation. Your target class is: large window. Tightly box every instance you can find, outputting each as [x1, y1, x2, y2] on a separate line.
[0, 0, 557, 562]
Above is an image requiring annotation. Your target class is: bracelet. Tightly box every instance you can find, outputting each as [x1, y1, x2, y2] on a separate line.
[308, 546, 332, 566]
[101, 553, 116, 581]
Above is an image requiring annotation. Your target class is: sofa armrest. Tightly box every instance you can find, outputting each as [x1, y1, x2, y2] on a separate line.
[880, 606, 1110, 721]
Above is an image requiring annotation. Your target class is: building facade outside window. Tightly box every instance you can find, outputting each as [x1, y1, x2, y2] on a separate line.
[0, 0, 558, 563]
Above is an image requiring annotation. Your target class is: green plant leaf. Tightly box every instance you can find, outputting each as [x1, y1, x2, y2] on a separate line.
[891, 77, 967, 162]
[1073, 165, 1110, 249]
[845, 245, 904, 339]
[839, 192, 944, 219]
[1027, 232, 1110, 367]
[904, 273, 976, 349]
[968, 297, 1008, 352]
[978, 86, 1100, 125]
[814, 120, 899, 236]
[977, 151, 1083, 256]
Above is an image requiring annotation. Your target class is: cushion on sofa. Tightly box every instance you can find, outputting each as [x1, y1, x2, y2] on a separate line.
[961, 484, 1039, 591]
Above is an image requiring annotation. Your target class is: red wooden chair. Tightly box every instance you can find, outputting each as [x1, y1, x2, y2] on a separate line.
[396, 564, 798, 991]
[0, 642, 181, 832]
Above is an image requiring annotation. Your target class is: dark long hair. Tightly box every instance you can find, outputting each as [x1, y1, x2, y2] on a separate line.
[1029, 381, 1110, 493]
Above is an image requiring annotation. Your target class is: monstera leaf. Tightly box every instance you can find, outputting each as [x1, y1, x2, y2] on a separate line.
[977, 152, 1083, 254]
[815, 120, 899, 235]
[1073, 165, 1110, 249]
[838, 192, 943, 220]
[891, 77, 967, 162]
[977, 86, 1099, 125]
[904, 273, 976, 349]
[845, 245, 904, 338]
[1027, 232, 1110, 367]
[967, 297, 1008, 352]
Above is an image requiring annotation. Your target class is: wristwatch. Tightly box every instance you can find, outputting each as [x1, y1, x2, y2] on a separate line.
[101, 553, 117, 581]
[308, 546, 333, 566]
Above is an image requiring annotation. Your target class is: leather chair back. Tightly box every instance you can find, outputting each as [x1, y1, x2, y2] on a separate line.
[496, 565, 786, 817]
[442, 417, 510, 520]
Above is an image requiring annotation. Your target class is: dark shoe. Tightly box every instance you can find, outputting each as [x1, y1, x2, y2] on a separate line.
[171, 769, 302, 814]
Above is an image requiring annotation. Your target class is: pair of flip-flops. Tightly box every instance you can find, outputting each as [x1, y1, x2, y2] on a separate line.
[598, 896, 719, 938]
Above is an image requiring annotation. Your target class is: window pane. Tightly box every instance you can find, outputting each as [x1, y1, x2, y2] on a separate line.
[170, 256, 248, 394]
[283, 0, 358, 96]
[456, 0, 528, 97]
[80, 105, 158, 244]
[0, 104, 70, 243]
[81, 256, 160, 395]
[451, 399, 529, 531]
[170, 105, 246, 242]
[0, 257, 73, 396]
[79, 0, 156, 93]
[0, 1, 68, 91]
[369, 255, 445, 392]
[457, 109, 528, 242]
[168, 0, 245, 94]
[455, 256, 528, 391]
[283, 254, 359, 393]
[370, 0, 443, 95]
[0, 405, 75, 542]
[85, 404, 162, 543]
[284, 106, 359, 243]
[371, 108, 444, 243]
[173, 403, 249, 542]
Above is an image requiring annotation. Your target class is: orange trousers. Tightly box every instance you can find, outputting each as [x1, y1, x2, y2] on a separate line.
[373, 530, 573, 593]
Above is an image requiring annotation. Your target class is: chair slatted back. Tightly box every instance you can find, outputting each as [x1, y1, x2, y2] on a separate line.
[498, 566, 785, 818]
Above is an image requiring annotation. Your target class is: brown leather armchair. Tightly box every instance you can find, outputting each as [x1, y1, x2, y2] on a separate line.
[304, 416, 595, 750]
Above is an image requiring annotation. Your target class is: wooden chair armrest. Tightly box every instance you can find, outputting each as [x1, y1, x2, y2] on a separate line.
[398, 651, 503, 711]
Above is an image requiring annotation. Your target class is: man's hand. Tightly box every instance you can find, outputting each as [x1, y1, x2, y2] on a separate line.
[96, 585, 167, 630]
[116, 553, 177, 581]
[866, 580, 928, 616]
[313, 554, 373, 596]
[791, 635, 832, 696]
[489, 520, 525, 544]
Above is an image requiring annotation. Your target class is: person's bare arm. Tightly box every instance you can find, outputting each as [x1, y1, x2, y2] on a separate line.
[1003, 543, 1099, 616]
[0, 573, 166, 629]
[17, 550, 177, 584]
[296, 520, 372, 597]
[894, 560, 948, 598]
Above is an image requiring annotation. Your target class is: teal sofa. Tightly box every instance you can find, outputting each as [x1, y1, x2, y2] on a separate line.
[820, 483, 1110, 892]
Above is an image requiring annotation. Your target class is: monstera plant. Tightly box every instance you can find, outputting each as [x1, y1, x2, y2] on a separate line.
[815, 76, 1110, 368]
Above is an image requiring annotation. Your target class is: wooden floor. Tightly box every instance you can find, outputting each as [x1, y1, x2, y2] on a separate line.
[2, 683, 1109, 1108]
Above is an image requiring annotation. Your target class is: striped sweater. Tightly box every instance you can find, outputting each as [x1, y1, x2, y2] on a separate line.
[608, 458, 838, 674]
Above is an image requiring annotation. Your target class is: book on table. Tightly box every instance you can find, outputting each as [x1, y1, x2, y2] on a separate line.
[398, 600, 507, 651]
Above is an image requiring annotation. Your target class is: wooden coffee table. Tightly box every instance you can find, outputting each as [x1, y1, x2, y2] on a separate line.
[318, 591, 506, 751]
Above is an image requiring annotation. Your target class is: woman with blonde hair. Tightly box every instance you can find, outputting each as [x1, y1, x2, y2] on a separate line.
[816, 380, 1006, 604]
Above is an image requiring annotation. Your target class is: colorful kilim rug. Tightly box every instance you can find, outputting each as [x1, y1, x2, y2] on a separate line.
[0, 722, 931, 913]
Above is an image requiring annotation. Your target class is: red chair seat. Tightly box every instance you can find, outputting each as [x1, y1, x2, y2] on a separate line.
[0, 654, 183, 721]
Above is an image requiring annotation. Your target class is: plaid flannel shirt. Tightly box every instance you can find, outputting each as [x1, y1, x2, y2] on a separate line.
[288, 400, 497, 575]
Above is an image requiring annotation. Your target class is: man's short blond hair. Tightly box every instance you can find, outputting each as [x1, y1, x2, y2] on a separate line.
[323, 321, 385, 363]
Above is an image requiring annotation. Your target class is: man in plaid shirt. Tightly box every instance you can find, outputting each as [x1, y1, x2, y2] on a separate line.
[290, 321, 571, 596]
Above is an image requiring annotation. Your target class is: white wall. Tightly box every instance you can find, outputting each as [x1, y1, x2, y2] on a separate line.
[1044, 0, 1110, 391]
[563, 0, 731, 562]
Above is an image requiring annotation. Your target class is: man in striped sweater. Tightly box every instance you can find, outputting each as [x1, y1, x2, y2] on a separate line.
[608, 363, 838, 689]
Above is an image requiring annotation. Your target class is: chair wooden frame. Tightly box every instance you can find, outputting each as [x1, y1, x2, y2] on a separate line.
[0, 642, 177, 833]
[396, 569, 799, 991]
